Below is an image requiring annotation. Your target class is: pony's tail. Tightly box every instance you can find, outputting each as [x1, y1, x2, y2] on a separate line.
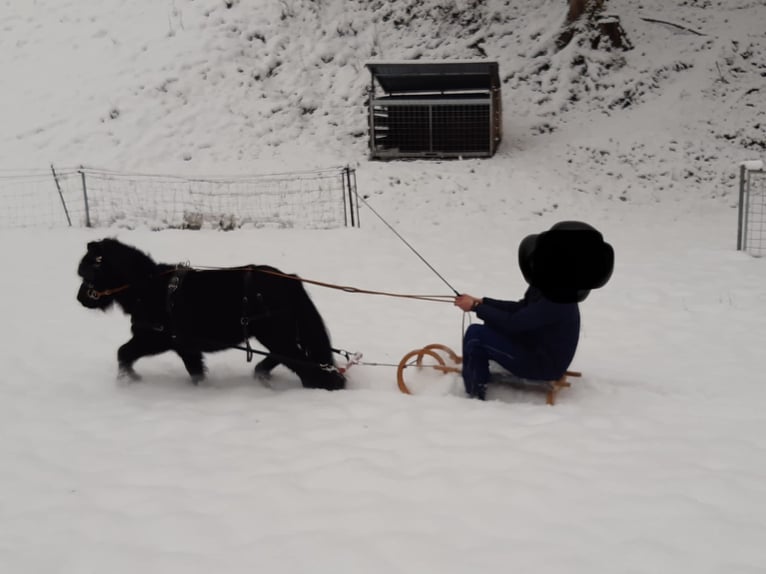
[292, 280, 334, 364]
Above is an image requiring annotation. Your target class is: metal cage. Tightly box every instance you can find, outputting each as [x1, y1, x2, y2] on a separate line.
[737, 160, 766, 257]
[366, 61, 502, 159]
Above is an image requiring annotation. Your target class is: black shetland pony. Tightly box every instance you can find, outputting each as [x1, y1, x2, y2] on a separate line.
[76, 238, 345, 390]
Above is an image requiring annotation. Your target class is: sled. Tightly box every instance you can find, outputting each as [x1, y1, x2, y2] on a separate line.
[396, 343, 580, 405]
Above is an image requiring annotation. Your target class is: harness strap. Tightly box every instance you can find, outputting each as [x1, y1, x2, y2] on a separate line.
[166, 265, 190, 339]
[241, 267, 255, 362]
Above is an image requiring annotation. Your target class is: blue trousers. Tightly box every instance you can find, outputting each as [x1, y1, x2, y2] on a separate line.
[462, 324, 535, 400]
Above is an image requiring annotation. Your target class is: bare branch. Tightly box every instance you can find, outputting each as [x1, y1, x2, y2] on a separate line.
[640, 17, 706, 36]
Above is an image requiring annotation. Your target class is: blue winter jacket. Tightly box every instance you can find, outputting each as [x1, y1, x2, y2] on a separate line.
[475, 286, 580, 380]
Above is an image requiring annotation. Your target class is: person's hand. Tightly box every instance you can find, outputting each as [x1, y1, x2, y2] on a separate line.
[454, 294, 482, 312]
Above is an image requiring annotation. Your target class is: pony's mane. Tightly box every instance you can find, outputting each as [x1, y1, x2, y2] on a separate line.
[98, 238, 159, 278]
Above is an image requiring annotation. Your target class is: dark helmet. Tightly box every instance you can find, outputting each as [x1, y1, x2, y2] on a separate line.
[518, 221, 614, 303]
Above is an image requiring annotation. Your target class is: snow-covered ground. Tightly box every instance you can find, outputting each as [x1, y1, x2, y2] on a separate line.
[1, 1, 765, 572]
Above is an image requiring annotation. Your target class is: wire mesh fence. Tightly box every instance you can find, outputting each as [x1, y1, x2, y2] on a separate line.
[737, 161, 765, 257]
[0, 168, 75, 228]
[0, 166, 359, 230]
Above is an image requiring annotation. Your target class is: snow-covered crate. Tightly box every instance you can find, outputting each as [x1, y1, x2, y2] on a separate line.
[737, 160, 766, 257]
[366, 61, 502, 159]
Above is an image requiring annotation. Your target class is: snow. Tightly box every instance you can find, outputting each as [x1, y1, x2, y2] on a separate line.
[742, 160, 764, 170]
[1, 0, 766, 572]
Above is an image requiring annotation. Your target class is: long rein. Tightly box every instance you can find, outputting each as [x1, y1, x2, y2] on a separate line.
[91, 265, 456, 304]
[194, 265, 457, 304]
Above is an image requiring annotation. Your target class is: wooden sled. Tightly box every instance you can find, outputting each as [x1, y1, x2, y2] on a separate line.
[397, 343, 580, 405]
[396, 344, 462, 395]
[496, 369, 582, 405]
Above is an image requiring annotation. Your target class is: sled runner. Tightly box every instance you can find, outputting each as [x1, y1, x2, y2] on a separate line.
[396, 343, 580, 405]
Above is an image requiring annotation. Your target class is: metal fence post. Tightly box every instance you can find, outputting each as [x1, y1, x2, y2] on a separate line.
[344, 167, 356, 228]
[351, 167, 359, 228]
[341, 169, 349, 227]
[79, 167, 91, 228]
[50, 164, 72, 227]
[737, 164, 746, 251]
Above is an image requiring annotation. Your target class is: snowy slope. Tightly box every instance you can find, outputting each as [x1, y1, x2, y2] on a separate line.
[3, 1, 764, 202]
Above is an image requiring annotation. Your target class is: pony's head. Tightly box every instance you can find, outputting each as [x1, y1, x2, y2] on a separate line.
[77, 240, 116, 310]
[76, 238, 156, 310]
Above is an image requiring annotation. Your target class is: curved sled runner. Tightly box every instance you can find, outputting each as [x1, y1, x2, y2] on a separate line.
[397, 343, 580, 405]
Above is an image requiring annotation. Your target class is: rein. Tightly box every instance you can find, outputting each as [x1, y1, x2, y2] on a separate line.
[90, 265, 454, 304]
[193, 265, 456, 304]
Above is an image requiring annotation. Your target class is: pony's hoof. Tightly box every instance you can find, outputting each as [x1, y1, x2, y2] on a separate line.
[254, 369, 274, 389]
[118, 367, 142, 382]
[254, 368, 272, 382]
[190, 373, 205, 385]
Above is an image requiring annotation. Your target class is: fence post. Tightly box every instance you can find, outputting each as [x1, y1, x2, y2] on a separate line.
[341, 169, 349, 227]
[343, 166, 362, 227]
[344, 166, 356, 228]
[50, 164, 72, 227]
[79, 167, 91, 228]
[351, 167, 360, 228]
[737, 164, 746, 251]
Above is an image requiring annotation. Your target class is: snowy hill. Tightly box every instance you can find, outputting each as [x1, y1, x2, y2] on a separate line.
[3, 0, 764, 207]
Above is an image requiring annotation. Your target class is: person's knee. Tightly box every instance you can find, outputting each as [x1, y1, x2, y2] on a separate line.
[464, 323, 484, 339]
[463, 324, 487, 352]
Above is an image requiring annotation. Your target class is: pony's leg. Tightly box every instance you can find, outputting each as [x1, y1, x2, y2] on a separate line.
[249, 330, 311, 385]
[250, 327, 343, 391]
[175, 349, 206, 384]
[254, 354, 280, 380]
[301, 365, 346, 391]
[257, 340, 343, 390]
[117, 334, 171, 381]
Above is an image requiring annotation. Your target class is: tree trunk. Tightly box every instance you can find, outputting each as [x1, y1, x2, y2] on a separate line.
[566, 0, 605, 26]
[558, 0, 630, 51]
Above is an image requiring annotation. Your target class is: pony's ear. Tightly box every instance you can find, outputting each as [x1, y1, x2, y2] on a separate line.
[87, 239, 111, 255]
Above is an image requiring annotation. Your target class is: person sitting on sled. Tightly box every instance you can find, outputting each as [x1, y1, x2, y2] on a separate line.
[454, 221, 614, 400]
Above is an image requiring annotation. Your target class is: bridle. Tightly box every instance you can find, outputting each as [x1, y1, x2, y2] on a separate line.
[82, 256, 177, 300]
[85, 281, 140, 299]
